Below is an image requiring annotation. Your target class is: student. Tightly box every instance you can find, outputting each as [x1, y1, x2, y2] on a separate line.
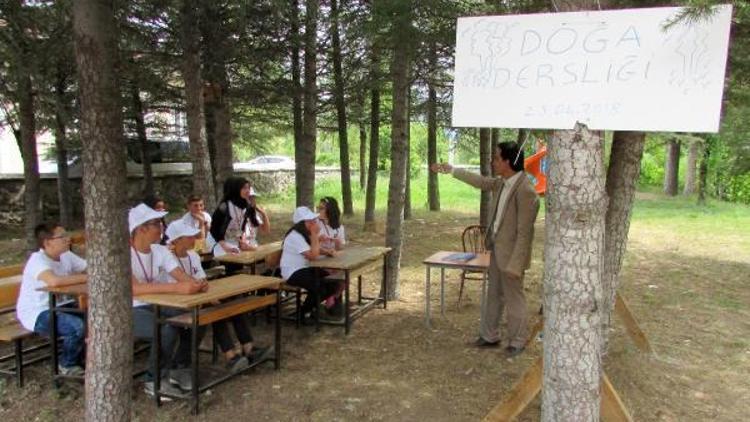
[144, 195, 168, 245]
[244, 186, 271, 249]
[316, 197, 346, 314]
[164, 220, 269, 372]
[208, 177, 268, 258]
[129, 203, 209, 399]
[280, 207, 338, 323]
[181, 195, 212, 241]
[16, 223, 87, 376]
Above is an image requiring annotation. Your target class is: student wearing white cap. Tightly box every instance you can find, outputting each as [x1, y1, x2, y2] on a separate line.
[280, 207, 338, 323]
[128, 203, 209, 399]
[165, 219, 270, 372]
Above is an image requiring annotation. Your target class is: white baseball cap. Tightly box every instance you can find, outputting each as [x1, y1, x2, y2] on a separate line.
[128, 203, 167, 234]
[248, 186, 260, 197]
[292, 206, 318, 224]
[165, 220, 200, 243]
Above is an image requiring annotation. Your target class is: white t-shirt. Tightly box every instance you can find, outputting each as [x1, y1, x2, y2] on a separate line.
[181, 211, 212, 231]
[131, 244, 179, 307]
[213, 205, 264, 257]
[16, 250, 87, 331]
[244, 212, 264, 248]
[158, 250, 206, 283]
[317, 220, 345, 251]
[280, 231, 311, 280]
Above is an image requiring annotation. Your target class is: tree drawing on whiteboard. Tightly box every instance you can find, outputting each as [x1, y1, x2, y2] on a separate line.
[463, 19, 516, 88]
[664, 24, 712, 95]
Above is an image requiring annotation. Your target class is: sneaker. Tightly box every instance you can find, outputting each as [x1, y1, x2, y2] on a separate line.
[144, 378, 183, 401]
[169, 368, 194, 391]
[247, 346, 273, 365]
[227, 355, 249, 373]
[58, 365, 85, 377]
[473, 337, 500, 348]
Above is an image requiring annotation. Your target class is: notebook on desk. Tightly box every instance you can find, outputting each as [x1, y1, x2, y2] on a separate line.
[443, 252, 476, 262]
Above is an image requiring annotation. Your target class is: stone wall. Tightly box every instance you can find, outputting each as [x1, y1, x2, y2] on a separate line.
[0, 168, 340, 228]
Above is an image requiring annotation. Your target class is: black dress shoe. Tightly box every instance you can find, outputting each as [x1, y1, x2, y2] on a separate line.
[505, 345, 525, 357]
[474, 337, 500, 348]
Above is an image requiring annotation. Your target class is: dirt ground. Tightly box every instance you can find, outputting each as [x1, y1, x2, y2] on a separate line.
[0, 206, 748, 421]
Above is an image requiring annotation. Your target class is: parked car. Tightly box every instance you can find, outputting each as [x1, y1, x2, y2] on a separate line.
[234, 155, 295, 171]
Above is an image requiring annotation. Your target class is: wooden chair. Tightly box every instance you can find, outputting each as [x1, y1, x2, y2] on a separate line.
[457, 225, 487, 308]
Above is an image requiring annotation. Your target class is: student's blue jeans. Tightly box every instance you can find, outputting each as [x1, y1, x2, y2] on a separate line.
[34, 310, 85, 368]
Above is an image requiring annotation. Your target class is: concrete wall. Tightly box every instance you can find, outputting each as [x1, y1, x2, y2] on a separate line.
[0, 168, 340, 228]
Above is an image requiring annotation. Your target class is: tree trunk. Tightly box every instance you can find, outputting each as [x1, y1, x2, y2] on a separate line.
[53, 68, 73, 227]
[296, 0, 318, 207]
[683, 141, 699, 196]
[698, 138, 710, 205]
[130, 83, 154, 198]
[73, 1, 133, 420]
[384, 3, 412, 300]
[663, 139, 680, 196]
[290, 0, 304, 177]
[479, 128, 492, 227]
[543, 123, 606, 422]
[601, 131, 645, 353]
[180, 0, 216, 211]
[330, 0, 353, 215]
[364, 44, 381, 228]
[359, 100, 367, 190]
[426, 44, 440, 212]
[212, 87, 233, 191]
[404, 88, 412, 220]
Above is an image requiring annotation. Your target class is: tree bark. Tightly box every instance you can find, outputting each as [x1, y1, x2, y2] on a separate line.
[180, 0, 216, 211]
[427, 43, 440, 211]
[384, 2, 412, 300]
[330, 0, 353, 215]
[130, 82, 154, 198]
[290, 0, 304, 176]
[663, 139, 680, 196]
[73, 1, 133, 420]
[364, 44, 381, 228]
[698, 138, 710, 205]
[296, 0, 318, 207]
[53, 66, 73, 227]
[683, 141, 699, 196]
[479, 128, 492, 227]
[601, 131, 645, 353]
[543, 123, 606, 422]
[359, 96, 367, 190]
[404, 88, 412, 220]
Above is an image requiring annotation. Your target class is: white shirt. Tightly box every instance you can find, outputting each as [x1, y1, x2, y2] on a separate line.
[492, 171, 523, 236]
[212, 204, 263, 257]
[158, 250, 206, 283]
[280, 231, 311, 280]
[317, 220, 345, 251]
[131, 244, 179, 307]
[16, 250, 87, 330]
[181, 211, 212, 231]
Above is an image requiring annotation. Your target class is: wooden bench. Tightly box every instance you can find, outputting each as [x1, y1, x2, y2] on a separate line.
[279, 282, 304, 328]
[165, 294, 278, 327]
[0, 266, 47, 387]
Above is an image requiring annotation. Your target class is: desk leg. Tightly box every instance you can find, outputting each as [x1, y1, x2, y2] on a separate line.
[382, 254, 388, 310]
[49, 292, 59, 387]
[440, 267, 445, 316]
[314, 268, 321, 332]
[425, 266, 431, 328]
[345, 270, 351, 335]
[275, 290, 281, 370]
[154, 305, 162, 407]
[357, 275, 363, 305]
[191, 307, 199, 415]
[250, 263, 256, 275]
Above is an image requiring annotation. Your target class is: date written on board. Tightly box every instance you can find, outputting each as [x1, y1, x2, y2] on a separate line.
[523, 102, 622, 119]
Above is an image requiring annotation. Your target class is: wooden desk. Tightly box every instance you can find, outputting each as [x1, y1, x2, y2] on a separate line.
[137, 274, 281, 414]
[213, 242, 282, 274]
[308, 245, 391, 335]
[422, 251, 490, 328]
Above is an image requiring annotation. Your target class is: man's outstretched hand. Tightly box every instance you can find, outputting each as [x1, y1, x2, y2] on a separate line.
[430, 163, 453, 174]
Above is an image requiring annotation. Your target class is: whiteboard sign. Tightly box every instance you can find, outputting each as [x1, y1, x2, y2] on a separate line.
[451, 5, 732, 132]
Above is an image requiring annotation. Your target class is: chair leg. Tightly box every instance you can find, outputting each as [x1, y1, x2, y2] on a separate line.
[15, 338, 23, 388]
[457, 272, 466, 309]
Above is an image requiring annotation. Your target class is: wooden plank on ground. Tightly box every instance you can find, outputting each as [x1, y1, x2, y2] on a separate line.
[600, 372, 634, 422]
[615, 292, 653, 353]
[483, 356, 543, 421]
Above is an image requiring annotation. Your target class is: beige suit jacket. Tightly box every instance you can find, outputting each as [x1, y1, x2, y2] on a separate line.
[453, 168, 540, 277]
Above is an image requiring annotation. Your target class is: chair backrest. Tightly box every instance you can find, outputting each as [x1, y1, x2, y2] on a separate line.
[462, 225, 487, 254]
[264, 250, 282, 269]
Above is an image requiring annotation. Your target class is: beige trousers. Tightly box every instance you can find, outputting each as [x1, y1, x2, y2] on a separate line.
[479, 252, 528, 348]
